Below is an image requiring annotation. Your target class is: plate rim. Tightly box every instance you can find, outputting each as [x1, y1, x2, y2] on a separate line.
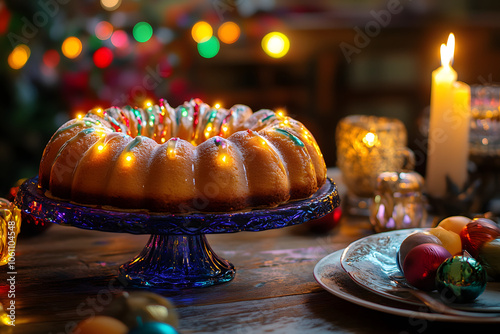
[314, 248, 500, 323]
[339, 228, 500, 312]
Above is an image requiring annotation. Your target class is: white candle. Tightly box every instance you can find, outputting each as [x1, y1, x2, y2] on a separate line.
[426, 33, 470, 198]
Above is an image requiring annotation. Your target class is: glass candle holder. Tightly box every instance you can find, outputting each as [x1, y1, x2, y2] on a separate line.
[336, 115, 414, 215]
[369, 171, 427, 233]
[0, 199, 21, 266]
[470, 85, 500, 156]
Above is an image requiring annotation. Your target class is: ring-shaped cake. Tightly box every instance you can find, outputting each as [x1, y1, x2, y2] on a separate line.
[38, 99, 327, 213]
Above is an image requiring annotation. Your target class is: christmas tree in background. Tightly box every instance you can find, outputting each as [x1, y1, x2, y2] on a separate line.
[0, 0, 281, 194]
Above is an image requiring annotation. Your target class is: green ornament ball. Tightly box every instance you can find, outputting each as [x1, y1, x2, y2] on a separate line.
[435, 255, 487, 303]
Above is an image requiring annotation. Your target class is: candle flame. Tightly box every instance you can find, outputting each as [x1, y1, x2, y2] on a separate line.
[440, 33, 455, 67]
[363, 132, 377, 148]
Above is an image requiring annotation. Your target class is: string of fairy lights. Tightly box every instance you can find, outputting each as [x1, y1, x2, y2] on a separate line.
[5, 1, 291, 71]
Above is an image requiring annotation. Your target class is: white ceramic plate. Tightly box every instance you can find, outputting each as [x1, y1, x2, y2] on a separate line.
[314, 249, 500, 323]
[340, 229, 500, 312]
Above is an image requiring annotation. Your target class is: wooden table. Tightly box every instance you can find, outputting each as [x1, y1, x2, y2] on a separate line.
[4, 170, 500, 334]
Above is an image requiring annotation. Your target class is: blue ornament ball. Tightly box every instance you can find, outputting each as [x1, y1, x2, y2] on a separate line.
[128, 322, 179, 334]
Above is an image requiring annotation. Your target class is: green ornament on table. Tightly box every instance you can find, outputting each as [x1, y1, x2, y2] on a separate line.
[435, 255, 487, 303]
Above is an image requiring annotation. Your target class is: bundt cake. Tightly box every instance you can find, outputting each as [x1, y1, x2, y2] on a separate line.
[39, 98, 327, 213]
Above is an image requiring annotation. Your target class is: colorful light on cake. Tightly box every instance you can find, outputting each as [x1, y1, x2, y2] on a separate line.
[166, 138, 178, 160]
[62, 36, 82, 59]
[124, 153, 133, 164]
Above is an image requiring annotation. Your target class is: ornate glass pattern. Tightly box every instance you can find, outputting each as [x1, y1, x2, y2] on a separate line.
[16, 177, 339, 289]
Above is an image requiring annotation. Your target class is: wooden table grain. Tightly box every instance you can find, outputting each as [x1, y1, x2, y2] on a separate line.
[3, 171, 500, 334]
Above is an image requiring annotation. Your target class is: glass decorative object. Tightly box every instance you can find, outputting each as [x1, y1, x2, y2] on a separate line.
[336, 115, 414, 215]
[470, 85, 500, 156]
[0, 198, 21, 266]
[16, 177, 340, 289]
[369, 171, 427, 233]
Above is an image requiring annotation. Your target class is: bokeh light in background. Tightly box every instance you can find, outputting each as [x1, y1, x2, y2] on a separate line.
[262, 32, 290, 58]
[62, 36, 83, 59]
[42, 50, 60, 68]
[133, 22, 153, 43]
[8, 44, 30, 70]
[0, 4, 11, 35]
[197, 36, 220, 58]
[101, 0, 122, 11]
[191, 21, 213, 43]
[218, 22, 240, 44]
[93, 47, 114, 68]
[111, 30, 129, 48]
[95, 21, 114, 40]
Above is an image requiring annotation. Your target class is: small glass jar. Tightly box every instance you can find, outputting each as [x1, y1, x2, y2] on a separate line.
[369, 171, 427, 233]
[0, 199, 21, 266]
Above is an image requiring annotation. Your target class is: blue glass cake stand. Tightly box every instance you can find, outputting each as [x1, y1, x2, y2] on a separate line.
[16, 177, 339, 289]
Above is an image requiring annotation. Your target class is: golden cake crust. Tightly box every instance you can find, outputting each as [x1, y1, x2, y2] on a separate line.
[39, 99, 327, 213]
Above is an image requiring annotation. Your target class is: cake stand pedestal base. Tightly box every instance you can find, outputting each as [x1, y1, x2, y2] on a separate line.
[119, 234, 234, 289]
[16, 177, 339, 290]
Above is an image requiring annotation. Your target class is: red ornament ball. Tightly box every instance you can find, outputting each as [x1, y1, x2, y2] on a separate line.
[460, 218, 500, 258]
[304, 207, 342, 234]
[403, 243, 451, 291]
[398, 231, 442, 270]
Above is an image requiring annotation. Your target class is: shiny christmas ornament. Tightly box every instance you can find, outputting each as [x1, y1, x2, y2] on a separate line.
[397, 231, 442, 270]
[428, 227, 462, 256]
[460, 218, 500, 258]
[73, 316, 128, 334]
[128, 322, 178, 334]
[477, 238, 500, 280]
[436, 255, 487, 303]
[304, 207, 342, 234]
[9, 180, 52, 236]
[437, 216, 470, 235]
[105, 292, 179, 329]
[403, 243, 451, 291]
[0, 198, 21, 266]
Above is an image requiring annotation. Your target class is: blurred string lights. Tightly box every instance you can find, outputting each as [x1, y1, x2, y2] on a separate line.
[133, 22, 153, 43]
[190, 20, 288, 59]
[0, 0, 285, 194]
[262, 32, 290, 58]
[7, 44, 30, 70]
[6, 13, 289, 71]
[101, 0, 122, 12]
[61, 36, 83, 59]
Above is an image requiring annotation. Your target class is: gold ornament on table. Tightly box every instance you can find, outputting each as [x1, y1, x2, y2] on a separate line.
[0, 198, 21, 266]
[336, 115, 414, 215]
